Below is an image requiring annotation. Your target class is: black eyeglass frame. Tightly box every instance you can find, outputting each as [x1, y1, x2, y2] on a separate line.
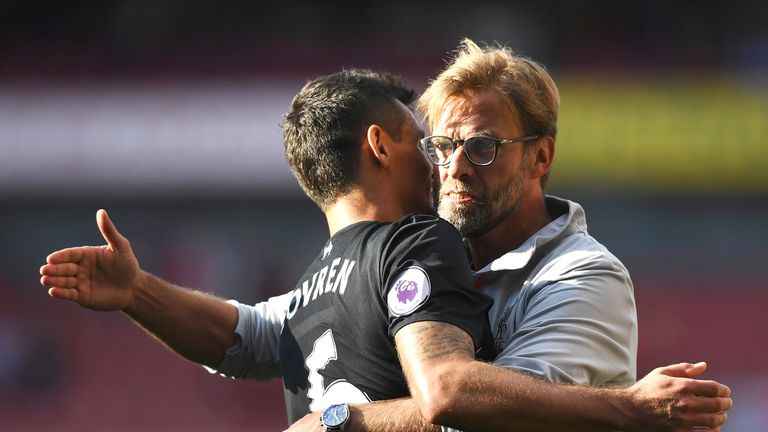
[419, 134, 540, 166]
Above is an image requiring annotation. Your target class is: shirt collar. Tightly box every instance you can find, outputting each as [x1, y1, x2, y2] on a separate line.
[475, 195, 587, 273]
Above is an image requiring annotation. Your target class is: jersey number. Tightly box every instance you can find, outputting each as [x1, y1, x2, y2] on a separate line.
[306, 329, 370, 411]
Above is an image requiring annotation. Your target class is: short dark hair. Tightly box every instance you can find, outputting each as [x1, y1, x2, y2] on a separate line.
[283, 68, 416, 209]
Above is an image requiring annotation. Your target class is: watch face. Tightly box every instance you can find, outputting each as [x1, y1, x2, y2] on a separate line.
[322, 404, 349, 428]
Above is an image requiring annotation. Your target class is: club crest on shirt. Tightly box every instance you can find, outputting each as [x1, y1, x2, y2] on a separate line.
[387, 266, 431, 316]
[322, 241, 333, 259]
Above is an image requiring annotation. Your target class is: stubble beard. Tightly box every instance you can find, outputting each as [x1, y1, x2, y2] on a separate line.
[438, 166, 526, 238]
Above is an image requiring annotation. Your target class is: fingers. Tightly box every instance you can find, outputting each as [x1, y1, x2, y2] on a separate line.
[40, 264, 80, 290]
[96, 209, 129, 253]
[40, 275, 78, 289]
[686, 379, 732, 398]
[684, 362, 707, 377]
[46, 247, 85, 265]
[690, 396, 733, 413]
[679, 411, 728, 429]
[653, 362, 730, 398]
[676, 393, 732, 417]
[48, 287, 80, 302]
[40, 263, 79, 277]
[670, 391, 732, 430]
[654, 362, 703, 378]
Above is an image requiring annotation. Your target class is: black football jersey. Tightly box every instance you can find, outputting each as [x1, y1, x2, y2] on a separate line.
[278, 214, 494, 423]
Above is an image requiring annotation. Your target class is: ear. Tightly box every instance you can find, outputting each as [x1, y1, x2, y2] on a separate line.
[528, 136, 555, 180]
[366, 124, 392, 168]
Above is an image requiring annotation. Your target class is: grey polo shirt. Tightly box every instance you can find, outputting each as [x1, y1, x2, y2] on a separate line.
[478, 195, 637, 386]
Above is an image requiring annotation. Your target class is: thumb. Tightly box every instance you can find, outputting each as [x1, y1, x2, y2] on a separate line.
[96, 209, 129, 253]
[684, 361, 707, 378]
[654, 361, 707, 378]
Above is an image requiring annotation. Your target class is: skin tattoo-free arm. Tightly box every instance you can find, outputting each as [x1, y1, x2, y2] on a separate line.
[39, 210, 238, 368]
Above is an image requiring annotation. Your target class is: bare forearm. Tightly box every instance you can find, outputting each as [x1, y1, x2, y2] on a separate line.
[349, 361, 730, 432]
[348, 399, 439, 432]
[434, 360, 625, 432]
[394, 321, 632, 432]
[346, 384, 624, 432]
[346, 370, 621, 432]
[122, 271, 238, 367]
[437, 360, 732, 432]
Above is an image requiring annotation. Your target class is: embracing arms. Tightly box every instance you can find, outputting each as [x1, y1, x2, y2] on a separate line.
[396, 321, 730, 431]
[398, 322, 730, 432]
[287, 321, 731, 432]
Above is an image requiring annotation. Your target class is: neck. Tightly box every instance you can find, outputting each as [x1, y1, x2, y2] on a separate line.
[466, 194, 551, 269]
[324, 190, 410, 236]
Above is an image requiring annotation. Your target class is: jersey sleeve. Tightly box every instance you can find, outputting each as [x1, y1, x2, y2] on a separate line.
[381, 215, 492, 349]
[494, 257, 637, 386]
[205, 292, 292, 381]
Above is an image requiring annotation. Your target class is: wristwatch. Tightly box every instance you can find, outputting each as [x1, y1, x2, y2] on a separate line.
[321, 403, 350, 431]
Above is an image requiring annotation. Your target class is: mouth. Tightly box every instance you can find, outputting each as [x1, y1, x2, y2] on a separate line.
[444, 191, 477, 204]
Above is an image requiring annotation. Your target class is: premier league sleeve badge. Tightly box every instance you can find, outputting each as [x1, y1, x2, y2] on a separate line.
[386, 266, 431, 317]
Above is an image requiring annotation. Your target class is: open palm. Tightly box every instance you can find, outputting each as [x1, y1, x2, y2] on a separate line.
[40, 209, 141, 311]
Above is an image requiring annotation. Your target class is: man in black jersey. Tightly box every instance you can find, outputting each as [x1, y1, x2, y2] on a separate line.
[262, 70, 495, 420]
[41, 69, 730, 432]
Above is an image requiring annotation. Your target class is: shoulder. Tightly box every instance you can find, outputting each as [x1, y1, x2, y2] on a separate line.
[346, 214, 449, 238]
[401, 214, 465, 251]
[375, 213, 463, 248]
[544, 196, 630, 277]
[393, 213, 457, 232]
[514, 231, 637, 343]
[378, 214, 470, 276]
[525, 231, 634, 305]
[396, 213, 462, 236]
[342, 214, 467, 275]
[553, 230, 627, 269]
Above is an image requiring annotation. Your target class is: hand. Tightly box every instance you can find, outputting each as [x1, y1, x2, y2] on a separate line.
[626, 362, 732, 431]
[40, 209, 143, 311]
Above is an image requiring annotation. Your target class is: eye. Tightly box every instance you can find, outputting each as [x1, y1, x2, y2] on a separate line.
[468, 137, 495, 154]
[429, 138, 453, 153]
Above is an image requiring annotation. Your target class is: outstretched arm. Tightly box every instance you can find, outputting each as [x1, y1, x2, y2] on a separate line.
[39, 209, 238, 367]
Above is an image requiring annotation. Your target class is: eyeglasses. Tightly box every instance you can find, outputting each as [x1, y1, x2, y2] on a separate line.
[419, 135, 539, 166]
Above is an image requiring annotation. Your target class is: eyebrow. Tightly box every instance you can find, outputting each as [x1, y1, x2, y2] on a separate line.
[467, 130, 495, 138]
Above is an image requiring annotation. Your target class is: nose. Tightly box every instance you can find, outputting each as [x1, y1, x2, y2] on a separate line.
[444, 145, 474, 180]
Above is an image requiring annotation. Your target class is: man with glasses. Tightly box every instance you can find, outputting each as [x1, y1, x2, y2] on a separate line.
[40, 64, 730, 432]
[416, 38, 639, 389]
[287, 40, 731, 431]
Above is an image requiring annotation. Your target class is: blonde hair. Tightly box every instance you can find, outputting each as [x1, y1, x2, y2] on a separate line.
[418, 38, 560, 139]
